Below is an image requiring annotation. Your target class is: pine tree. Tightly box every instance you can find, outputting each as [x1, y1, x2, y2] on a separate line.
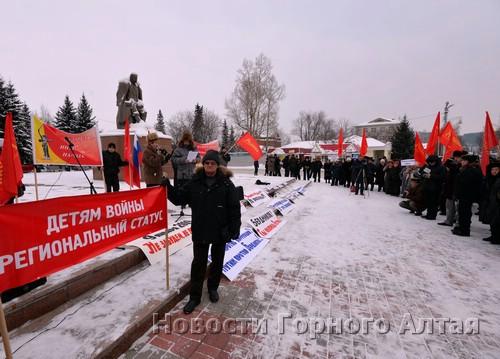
[390, 115, 415, 159]
[155, 109, 166, 134]
[75, 93, 96, 132]
[55, 95, 77, 133]
[221, 119, 229, 147]
[192, 103, 204, 142]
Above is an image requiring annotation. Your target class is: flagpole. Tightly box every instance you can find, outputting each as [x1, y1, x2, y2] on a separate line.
[33, 166, 39, 200]
[0, 301, 13, 359]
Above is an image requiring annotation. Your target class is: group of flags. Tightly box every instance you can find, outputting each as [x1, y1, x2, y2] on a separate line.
[413, 111, 498, 175]
[2, 109, 498, 204]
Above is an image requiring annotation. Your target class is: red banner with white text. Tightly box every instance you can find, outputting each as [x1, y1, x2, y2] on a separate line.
[0, 187, 167, 293]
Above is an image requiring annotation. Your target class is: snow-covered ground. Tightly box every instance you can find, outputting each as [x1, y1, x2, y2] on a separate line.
[4, 169, 500, 358]
[127, 177, 500, 358]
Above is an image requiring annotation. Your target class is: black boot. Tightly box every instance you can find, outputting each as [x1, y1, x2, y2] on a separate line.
[183, 299, 200, 314]
[208, 289, 219, 303]
[452, 227, 470, 237]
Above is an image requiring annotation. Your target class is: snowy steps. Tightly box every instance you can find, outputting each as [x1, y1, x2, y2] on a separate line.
[5, 247, 146, 330]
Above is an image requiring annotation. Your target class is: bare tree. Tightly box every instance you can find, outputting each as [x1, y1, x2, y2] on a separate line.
[167, 109, 222, 144]
[336, 118, 353, 136]
[292, 111, 337, 141]
[34, 104, 54, 124]
[277, 127, 291, 145]
[225, 54, 285, 138]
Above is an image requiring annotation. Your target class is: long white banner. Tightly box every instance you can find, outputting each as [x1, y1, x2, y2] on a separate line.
[209, 228, 269, 281]
[126, 219, 193, 263]
[244, 190, 270, 207]
[248, 209, 286, 238]
[268, 198, 295, 216]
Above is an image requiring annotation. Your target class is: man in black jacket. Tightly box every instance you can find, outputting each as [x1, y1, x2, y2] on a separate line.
[421, 155, 445, 219]
[102, 143, 128, 192]
[163, 150, 242, 313]
[452, 155, 483, 237]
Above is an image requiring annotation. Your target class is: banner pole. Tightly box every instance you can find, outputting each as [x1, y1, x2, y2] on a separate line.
[33, 166, 39, 200]
[0, 301, 13, 359]
[165, 220, 170, 290]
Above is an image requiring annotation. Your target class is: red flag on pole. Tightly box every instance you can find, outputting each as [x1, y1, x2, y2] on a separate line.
[337, 128, 344, 157]
[359, 128, 368, 156]
[414, 133, 426, 166]
[426, 112, 440, 155]
[122, 119, 133, 187]
[236, 132, 263, 161]
[0, 112, 24, 205]
[439, 122, 462, 161]
[481, 111, 499, 176]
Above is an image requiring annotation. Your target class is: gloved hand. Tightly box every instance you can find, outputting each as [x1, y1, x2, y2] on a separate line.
[160, 177, 171, 187]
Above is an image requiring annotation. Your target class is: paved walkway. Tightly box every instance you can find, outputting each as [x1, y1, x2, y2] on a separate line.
[124, 183, 500, 359]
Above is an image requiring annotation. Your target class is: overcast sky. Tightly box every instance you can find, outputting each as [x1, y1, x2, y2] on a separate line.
[1, 0, 499, 135]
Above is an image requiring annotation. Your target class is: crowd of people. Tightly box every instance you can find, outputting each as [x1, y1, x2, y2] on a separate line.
[263, 151, 499, 243]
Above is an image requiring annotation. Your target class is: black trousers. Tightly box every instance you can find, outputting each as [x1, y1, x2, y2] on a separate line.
[457, 200, 473, 233]
[190, 242, 226, 301]
[105, 175, 120, 192]
[425, 190, 439, 219]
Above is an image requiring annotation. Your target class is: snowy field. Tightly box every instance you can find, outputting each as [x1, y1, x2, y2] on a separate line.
[3, 169, 500, 358]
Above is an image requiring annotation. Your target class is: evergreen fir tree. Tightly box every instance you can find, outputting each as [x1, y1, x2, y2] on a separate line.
[54, 95, 77, 133]
[155, 109, 166, 134]
[16, 102, 33, 164]
[229, 125, 236, 146]
[192, 103, 204, 141]
[0, 80, 33, 163]
[221, 119, 229, 147]
[75, 93, 96, 132]
[390, 115, 415, 159]
[0, 76, 7, 137]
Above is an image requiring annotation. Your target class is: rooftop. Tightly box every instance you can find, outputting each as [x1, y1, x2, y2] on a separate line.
[354, 117, 400, 127]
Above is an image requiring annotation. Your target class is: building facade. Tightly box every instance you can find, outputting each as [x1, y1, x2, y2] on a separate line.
[353, 118, 400, 143]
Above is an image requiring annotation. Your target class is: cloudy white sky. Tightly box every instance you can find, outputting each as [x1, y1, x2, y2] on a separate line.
[1, 0, 499, 135]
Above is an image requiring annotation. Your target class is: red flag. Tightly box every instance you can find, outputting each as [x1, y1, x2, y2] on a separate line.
[481, 111, 499, 175]
[414, 133, 426, 166]
[337, 128, 344, 157]
[0, 112, 24, 205]
[194, 140, 220, 158]
[236, 132, 263, 161]
[426, 112, 440, 155]
[122, 119, 133, 187]
[439, 122, 462, 161]
[359, 128, 368, 156]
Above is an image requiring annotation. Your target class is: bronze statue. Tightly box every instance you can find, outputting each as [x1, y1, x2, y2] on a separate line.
[116, 73, 147, 129]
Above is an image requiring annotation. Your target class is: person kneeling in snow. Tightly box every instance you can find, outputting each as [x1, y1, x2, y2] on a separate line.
[162, 150, 242, 314]
[399, 173, 426, 216]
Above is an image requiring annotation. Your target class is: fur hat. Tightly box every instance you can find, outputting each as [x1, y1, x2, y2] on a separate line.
[202, 150, 220, 165]
[147, 132, 159, 143]
[490, 161, 500, 169]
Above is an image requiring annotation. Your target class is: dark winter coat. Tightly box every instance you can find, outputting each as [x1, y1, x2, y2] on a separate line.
[102, 150, 127, 178]
[442, 161, 459, 199]
[288, 157, 299, 172]
[282, 156, 290, 170]
[311, 159, 323, 173]
[375, 163, 385, 186]
[331, 163, 342, 179]
[165, 166, 241, 244]
[455, 165, 483, 203]
[386, 166, 402, 195]
[323, 162, 332, 179]
[422, 161, 445, 194]
[482, 176, 500, 224]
